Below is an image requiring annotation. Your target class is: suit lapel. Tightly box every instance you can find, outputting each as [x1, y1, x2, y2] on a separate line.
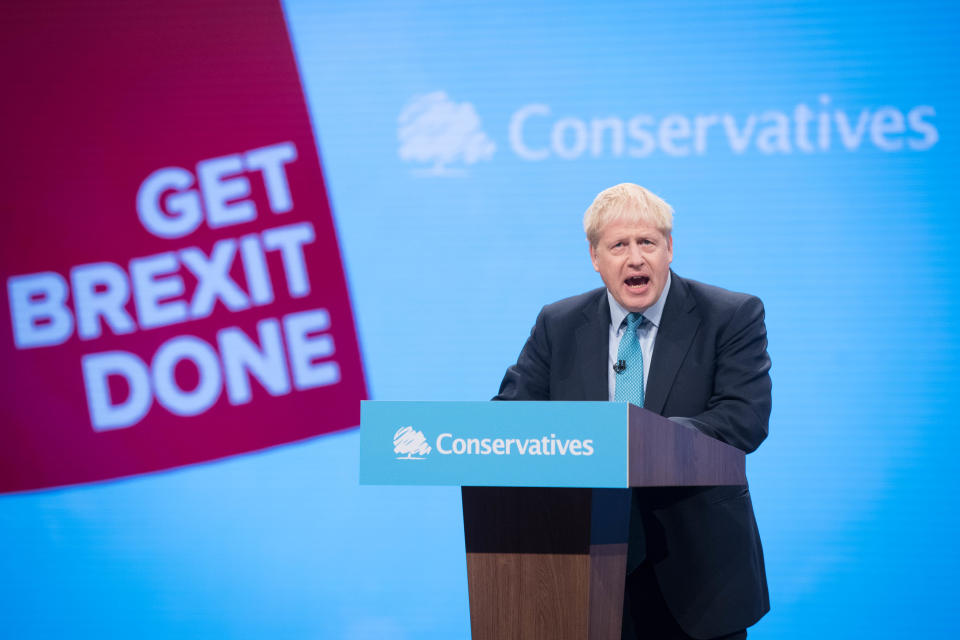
[574, 291, 610, 401]
[645, 274, 700, 414]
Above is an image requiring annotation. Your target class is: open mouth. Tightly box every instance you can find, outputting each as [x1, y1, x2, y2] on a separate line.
[625, 276, 650, 288]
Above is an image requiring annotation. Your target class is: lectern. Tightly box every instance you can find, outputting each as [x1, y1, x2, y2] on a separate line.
[359, 401, 745, 640]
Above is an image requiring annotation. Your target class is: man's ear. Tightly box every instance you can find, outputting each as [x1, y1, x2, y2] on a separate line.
[588, 241, 600, 272]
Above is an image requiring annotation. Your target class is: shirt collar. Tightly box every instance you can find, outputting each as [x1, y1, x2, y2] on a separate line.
[606, 271, 672, 330]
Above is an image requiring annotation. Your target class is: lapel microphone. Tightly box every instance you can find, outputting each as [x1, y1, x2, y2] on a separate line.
[613, 359, 627, 374]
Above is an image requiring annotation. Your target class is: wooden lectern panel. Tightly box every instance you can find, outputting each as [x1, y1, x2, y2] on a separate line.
[466, 552, 590, 639]
[462, 487, 630, 640]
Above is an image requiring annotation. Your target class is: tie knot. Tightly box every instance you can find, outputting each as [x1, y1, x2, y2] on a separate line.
[626, 312, 644, 330]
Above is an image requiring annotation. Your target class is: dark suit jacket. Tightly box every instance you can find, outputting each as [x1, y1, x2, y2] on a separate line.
[495, 272, 771, 639]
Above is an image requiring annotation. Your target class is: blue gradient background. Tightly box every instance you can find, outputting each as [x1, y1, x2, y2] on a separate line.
[2, 1, 959, 637]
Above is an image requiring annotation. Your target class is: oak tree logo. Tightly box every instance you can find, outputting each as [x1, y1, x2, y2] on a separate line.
[394, 426, 432, 459]
[397, 91, 495, 176]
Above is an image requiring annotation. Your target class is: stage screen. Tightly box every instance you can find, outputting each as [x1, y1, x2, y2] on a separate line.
[2, 1, 958, 637]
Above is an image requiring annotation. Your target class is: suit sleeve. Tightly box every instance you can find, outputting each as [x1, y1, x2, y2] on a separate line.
[672, 296, 772, 453]
[494, 308, 552, 401]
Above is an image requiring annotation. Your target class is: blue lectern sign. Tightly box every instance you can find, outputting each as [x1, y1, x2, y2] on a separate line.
[359, 401, 630, 487]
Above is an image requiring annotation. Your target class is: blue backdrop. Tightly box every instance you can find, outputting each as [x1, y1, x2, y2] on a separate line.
[3, 1, 959, 637]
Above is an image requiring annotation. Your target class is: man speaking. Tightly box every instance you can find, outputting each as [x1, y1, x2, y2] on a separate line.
[495, 184, 771, 640]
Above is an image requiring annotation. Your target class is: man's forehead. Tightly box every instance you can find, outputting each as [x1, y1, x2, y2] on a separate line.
[598, 219, 669, 238]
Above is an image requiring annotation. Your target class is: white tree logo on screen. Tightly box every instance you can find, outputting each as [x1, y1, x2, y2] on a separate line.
[398, 91, 495, 176]
[394, 426, 432, 459]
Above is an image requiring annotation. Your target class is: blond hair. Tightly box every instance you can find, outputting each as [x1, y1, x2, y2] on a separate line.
[583, 183, 674, 246]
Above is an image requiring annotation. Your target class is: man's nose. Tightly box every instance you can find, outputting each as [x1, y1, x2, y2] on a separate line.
[626, 243, 645, 265]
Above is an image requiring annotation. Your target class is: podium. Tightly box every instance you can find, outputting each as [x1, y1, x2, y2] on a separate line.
[359, 401, 745, 640]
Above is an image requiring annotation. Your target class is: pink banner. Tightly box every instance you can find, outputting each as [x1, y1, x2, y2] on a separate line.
[1, 0, 366, 493]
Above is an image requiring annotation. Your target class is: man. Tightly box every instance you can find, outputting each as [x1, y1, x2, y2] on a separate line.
[495, 184, 771, 640]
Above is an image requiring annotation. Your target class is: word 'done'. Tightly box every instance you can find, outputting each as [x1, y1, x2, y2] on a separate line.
[83, 308, 339, 431]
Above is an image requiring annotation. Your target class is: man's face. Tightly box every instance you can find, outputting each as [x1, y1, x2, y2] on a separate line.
[589, 218, 673, 312]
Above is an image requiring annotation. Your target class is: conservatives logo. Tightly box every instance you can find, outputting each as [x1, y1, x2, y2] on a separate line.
[399, 91, 938, 172]
[394, 426, 432, 459]
[397, 91, 496, 176]
[394, 427, 595, 458]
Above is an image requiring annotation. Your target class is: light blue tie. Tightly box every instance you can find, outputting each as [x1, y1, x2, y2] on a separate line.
[614, 312, 645, 407]
[618, 312, 648, 573]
